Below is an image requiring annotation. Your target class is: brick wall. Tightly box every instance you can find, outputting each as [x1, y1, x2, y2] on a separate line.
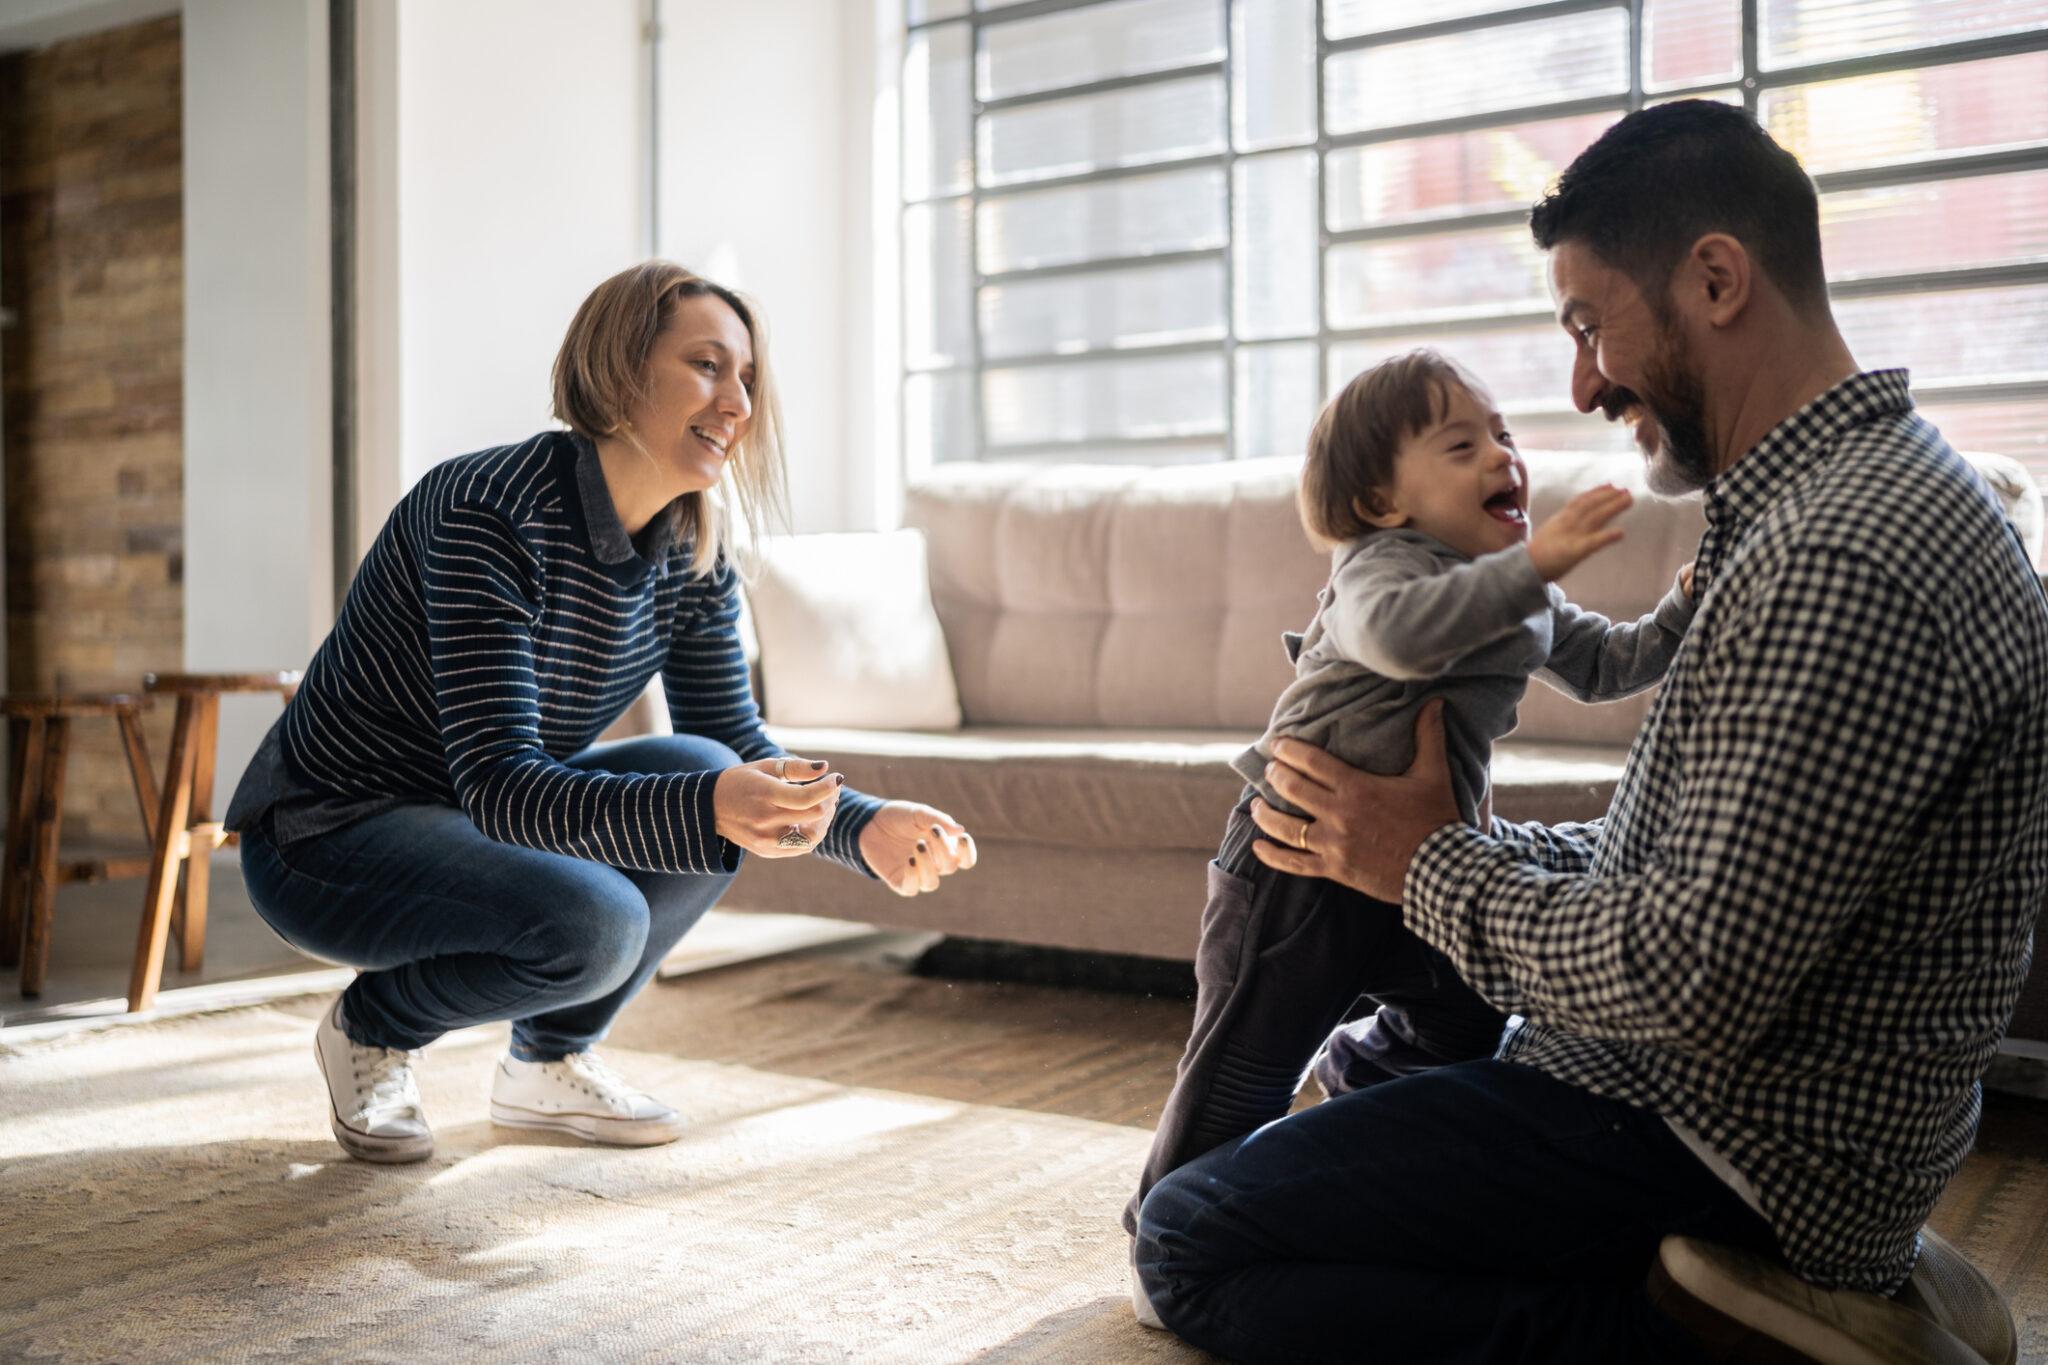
[0, 16, 183, 843]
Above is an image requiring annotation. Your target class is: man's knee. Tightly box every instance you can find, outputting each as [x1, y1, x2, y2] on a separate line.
[1133, 1163, 1221, 1330]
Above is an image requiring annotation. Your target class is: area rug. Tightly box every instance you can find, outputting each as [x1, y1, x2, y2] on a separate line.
[0, 1001, 1207, 1363]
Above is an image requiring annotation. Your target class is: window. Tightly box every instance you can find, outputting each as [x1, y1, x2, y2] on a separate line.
[900, 0, 2048, 483]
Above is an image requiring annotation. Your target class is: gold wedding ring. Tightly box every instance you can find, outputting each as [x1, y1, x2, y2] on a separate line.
[1295, 821, 1310, 850]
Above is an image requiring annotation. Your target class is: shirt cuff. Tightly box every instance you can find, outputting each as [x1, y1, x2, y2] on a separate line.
[677, 769, 744, 875]
[1654, 574, 1698, 633]
[819, 787, 886, 878]
[1402, 822, 1494, 960]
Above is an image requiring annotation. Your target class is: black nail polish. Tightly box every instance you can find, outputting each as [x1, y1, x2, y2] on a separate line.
[810, 760, 827, 770]
[908, 856, 918, 868]
[916, 840, 928, 852]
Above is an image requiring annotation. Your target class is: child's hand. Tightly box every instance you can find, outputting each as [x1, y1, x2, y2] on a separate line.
[1528, 484, 1631, 582]
[1680, 561, 1697, 599]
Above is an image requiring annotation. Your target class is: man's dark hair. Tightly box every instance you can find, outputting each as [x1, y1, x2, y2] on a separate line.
[1529, 100, 1828, 316]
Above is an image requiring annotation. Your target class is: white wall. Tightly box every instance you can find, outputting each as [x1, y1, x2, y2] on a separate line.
[351, 0, 895, 541]
[357, 0, 649, 504]
[182, 0, 334, 796]
[657, 0, 892, 534]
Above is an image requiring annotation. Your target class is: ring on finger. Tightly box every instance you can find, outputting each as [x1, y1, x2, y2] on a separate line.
[1295, 820, 1311, 851]
[777, 824, 811, 850]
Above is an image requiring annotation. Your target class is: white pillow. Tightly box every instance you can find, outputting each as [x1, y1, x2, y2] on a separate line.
[745, 529, 963, 729]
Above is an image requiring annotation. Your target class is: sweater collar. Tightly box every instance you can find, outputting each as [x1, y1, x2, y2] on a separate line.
[569, 432, 683, 567]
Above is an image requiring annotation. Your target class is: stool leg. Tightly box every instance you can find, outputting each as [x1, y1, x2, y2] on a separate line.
[176, 696, 220, 972]
[130, 696, 195, 1013]
[117, 706, 160, 843]
[21, 718, 70, 998]
[2, 719, 44, 972]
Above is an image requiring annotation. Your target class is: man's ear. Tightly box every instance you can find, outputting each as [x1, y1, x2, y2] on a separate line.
[1354, 490, 1408, 530]
[1686, 232, 1752, 329]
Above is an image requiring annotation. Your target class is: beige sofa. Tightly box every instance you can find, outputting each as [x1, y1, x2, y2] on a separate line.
[705, 447, 2047, 1006]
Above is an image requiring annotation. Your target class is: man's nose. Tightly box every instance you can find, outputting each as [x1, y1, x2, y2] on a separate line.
[1570, 340, 1607, 415]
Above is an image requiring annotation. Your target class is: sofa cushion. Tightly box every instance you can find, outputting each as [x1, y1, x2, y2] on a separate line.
[908, 460, 1322, 731]
[768, 723, 1627, 852]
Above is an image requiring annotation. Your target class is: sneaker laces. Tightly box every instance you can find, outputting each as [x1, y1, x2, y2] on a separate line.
[562, 1050, 639, 1101]
[353, 1042, 422, 1115]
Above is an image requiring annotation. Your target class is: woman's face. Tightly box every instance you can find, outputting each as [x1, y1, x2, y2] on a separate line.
[627, 292, 756, 494]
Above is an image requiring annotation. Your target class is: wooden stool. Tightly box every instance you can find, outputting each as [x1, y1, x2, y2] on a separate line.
[129, 670, 300, 1012]
[1, 693, 161, 997]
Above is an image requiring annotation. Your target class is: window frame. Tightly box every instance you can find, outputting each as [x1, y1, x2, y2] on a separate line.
[900, 0, 2048, 467]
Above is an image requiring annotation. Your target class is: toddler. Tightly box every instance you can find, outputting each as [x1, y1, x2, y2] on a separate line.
[1126, 348, 1697, 1244]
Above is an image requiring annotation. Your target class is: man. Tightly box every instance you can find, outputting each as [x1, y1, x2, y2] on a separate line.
[1133, 100, 2041, 1364]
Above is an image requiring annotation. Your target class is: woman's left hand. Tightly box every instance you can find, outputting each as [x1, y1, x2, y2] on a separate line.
[859, 801, 978, 897]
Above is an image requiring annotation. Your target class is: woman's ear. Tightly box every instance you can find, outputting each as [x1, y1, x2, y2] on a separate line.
[1353, 489, 1408, 530]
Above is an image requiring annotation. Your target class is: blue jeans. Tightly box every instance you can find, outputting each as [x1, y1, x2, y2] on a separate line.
[1134, 1058, 1779, 1364]
[239, 734, 739, 1060]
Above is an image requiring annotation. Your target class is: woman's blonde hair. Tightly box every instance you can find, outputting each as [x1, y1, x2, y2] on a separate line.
[552, 260, 790, 578]
[1298, 348, 1480, 550]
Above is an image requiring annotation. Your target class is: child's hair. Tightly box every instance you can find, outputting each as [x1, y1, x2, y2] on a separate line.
[1298, 348, 1483, 550]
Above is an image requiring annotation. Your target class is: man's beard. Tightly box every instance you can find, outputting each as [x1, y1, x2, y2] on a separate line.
[1597, 324, 1716, 495]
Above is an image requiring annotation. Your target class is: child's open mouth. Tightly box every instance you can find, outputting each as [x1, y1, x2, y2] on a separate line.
[1484, 490, 1526, 527]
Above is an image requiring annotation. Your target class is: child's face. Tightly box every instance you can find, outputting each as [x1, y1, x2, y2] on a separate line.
[1365, 381, 1529, 558]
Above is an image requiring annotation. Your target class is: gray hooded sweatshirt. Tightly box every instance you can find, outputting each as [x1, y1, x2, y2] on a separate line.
[1233, 526, 1696, 825]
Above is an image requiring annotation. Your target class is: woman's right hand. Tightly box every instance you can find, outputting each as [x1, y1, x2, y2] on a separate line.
[1528, 484, 1631, 582]
[713, 755, 843, 858]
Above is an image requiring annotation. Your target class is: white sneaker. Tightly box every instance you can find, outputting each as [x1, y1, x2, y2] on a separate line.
[1131, 1238, 1167, 1330]
[312, 995, 433, 1164]
[488, 1050, 684, 1146]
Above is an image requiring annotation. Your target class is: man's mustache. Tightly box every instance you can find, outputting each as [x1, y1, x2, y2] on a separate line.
[1599, 386, 1647, 424]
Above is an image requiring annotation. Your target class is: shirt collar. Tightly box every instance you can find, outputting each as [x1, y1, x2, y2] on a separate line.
[1702, 369, 1914, 531]
[570, 432, 682, 567]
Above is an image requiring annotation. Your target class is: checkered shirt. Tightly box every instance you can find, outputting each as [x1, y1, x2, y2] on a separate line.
[1406, 370, 2048, 1292]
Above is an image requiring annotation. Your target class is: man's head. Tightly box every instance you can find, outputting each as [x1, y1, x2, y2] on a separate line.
[1531, 100, 1834, 493]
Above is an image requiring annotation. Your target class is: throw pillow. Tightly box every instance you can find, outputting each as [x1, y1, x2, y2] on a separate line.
[745, 528, 964, 729]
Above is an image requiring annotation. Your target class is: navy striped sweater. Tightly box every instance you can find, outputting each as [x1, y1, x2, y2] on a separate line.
[225, 430, 881, 877]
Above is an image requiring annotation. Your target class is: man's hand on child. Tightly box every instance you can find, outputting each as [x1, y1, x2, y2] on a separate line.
[1528, 484, 1631, 581]
[859, 800, 978, 897]
[1680, 560, 1697, 598]
[1249, 699, 1464, 902]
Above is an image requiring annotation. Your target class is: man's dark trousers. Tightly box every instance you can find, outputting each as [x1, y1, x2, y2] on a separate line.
[1134, 1058, 1780, 1363]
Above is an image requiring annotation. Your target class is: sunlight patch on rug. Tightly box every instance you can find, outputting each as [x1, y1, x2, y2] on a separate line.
[0, 1004, 1206, 1363]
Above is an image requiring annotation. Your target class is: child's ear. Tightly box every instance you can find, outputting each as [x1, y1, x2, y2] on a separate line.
[1353, 490, 1408, 530]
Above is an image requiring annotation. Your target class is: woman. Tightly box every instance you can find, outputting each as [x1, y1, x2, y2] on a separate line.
[225, 261, 977, 1164]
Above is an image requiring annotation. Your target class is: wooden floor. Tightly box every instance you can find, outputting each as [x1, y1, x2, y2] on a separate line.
[606, 940, 2048, 1361]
